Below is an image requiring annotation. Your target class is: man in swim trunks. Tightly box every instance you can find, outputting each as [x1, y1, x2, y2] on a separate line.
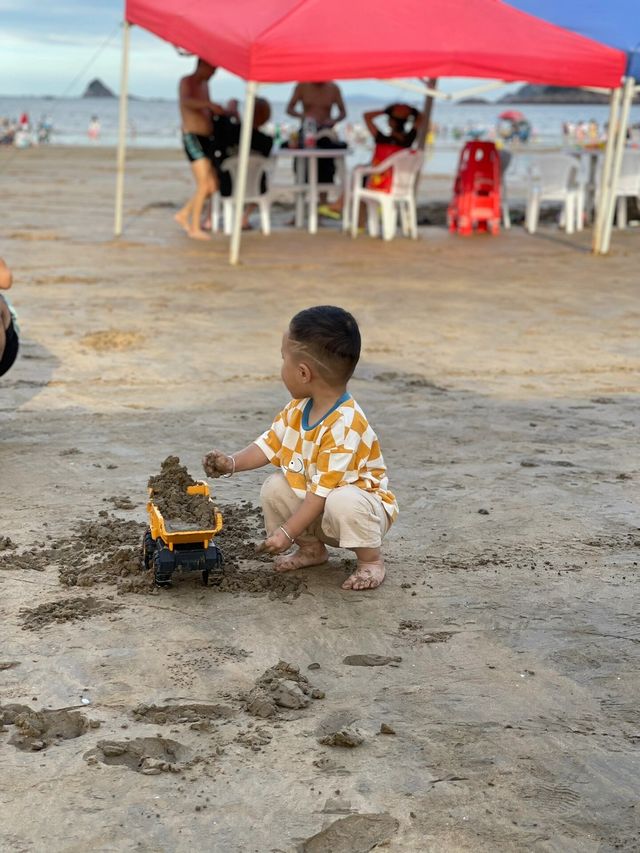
[175, 59, 230, 241]
[0, 258, 19, 379]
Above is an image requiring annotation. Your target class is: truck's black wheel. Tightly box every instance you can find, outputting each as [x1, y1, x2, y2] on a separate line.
[142, 529, 155, 570]
[201, 569, 209, 586]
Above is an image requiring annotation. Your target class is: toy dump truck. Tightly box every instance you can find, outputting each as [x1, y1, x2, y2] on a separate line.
[143, 482, 223, 586]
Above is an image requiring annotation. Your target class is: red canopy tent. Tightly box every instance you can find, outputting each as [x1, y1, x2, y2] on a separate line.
[115, 0, 626, 261]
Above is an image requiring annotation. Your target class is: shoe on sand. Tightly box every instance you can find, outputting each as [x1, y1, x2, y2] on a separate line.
[318, 205, 341, 221]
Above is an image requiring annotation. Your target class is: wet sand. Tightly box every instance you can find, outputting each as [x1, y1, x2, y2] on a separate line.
[0, 145, 639, 852]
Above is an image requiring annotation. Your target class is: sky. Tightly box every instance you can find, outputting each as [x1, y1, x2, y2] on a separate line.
[0, 0, 518, 102]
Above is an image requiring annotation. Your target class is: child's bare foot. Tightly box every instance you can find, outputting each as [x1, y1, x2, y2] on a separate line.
[188, 228, 211, 241]
[174, 211, 190, 232]
[274, 542, 328, 573]
[342, 558, 385, 591]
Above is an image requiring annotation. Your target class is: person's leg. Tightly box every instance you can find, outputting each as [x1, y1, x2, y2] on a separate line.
[188, 158, 217, 240]
[175, 136, 200, 231]
[243, 202, 258, 229]
[321, 486, 391, 590]
[174, 196, 193, 232]
[260, 473, 333, 572]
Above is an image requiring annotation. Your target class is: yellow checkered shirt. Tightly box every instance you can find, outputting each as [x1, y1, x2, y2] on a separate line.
[254, 397, 398, 520]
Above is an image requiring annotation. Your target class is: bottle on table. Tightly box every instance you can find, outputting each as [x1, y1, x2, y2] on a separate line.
[303, 117, 317, 149]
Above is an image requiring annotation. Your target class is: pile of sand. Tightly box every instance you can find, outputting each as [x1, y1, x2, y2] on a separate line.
[147, 455, 214, 531]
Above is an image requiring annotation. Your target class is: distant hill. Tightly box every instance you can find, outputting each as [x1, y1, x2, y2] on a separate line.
[83, 79, 115, 98]
[499, 85, 615, 105]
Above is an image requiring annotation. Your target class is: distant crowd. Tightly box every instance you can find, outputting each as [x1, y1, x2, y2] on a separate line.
[0, 112, 53, 147]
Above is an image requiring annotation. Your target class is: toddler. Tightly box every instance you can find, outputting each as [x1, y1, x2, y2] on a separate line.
[202, 306, 397, 590]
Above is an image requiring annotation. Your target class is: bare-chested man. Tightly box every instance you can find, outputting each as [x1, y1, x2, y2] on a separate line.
[286, 82, 346, 196]
[175, 59, 228, 241]
[286, 81, 346, 129]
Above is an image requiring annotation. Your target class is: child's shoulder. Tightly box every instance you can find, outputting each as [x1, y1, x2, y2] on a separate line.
[325, 396, 371, 431]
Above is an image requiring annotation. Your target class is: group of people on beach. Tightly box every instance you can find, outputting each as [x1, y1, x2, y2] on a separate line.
[175, 58, 424, 239]
[0, 112, 52, 147]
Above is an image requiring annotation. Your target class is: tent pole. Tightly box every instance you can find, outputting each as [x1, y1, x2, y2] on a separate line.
[414, 78, 437, 201]
[229, 80, 257, 265]
[600, 76, 635, 255]
[114, 21, 131, 237]
[593, 85, 622, 253]
[416, 78, 437, 152]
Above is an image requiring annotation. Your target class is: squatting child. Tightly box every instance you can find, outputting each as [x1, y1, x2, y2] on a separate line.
[202, 305, 397, 591]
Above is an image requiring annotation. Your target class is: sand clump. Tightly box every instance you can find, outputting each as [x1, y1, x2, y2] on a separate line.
[131, 702, 235, 725]
[318, 728, 364, 748]
[300, 813, 399, 853]
[0, 513, 149, 591]
[19, 595, 122, 630]
[342, 654, 402, 667]
[0, 705, 98, 751]
[85, 737, 191, 774]
[243, 661, 325, 719]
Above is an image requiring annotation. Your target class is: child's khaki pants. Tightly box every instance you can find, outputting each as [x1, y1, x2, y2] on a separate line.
[260, 472, 391, 550]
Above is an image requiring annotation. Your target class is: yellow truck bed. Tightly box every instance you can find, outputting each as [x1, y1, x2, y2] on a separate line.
[146, 482, 222, 551]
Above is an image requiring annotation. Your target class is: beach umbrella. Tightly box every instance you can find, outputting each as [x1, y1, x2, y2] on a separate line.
[506, 1, 640, 253]
[498, 110, 526, 122]
[116, 0, 627, 263]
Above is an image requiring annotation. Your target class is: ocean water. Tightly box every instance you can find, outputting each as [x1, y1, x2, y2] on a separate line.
[2, 95, 639, 177]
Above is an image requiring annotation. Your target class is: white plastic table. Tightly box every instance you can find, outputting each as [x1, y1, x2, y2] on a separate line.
[275, 147, 350, 234]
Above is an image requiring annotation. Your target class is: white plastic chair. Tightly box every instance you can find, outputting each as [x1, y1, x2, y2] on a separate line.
[611, 150, 640, 229]
[499, 149, 513, 229]
[211, 155, 273, 235]
[350, 150, 424, 240]
[525, 155, 584, 235]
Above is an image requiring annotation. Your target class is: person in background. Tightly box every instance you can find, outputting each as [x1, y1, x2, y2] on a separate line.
[87, 115, 101, 142]
[174, 58, 231, 241]
[319, 102, 422, 219]
[0, 259, 19, 379]
[286, 81, 346, 131]
[286, 81, 346, 188]
[211, 97, 274, 229]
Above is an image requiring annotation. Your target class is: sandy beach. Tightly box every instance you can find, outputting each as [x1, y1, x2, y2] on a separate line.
[1, 145, 639, 852]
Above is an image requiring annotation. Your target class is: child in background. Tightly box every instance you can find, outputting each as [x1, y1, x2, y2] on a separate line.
[202, 306, 397, 591]
[0, 258, 19, 378]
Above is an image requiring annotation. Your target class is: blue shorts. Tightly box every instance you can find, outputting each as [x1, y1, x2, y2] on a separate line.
[182, 132, 216, 164]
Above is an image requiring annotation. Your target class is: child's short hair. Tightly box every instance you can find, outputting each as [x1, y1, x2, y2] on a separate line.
[289, 306, 361, 383]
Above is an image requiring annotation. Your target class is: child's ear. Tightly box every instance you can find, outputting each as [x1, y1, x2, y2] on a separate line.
[299, 361, 312, 383]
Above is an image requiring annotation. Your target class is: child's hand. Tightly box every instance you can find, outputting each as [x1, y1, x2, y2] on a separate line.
[257, 528, 292, 555]
[202, 449, 233, 478]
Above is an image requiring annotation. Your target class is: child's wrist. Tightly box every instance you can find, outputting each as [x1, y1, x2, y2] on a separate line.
[278, 525, 295, 545]
[221, 455, 236, 478]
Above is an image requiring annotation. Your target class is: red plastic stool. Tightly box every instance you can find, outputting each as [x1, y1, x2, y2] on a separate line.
[447, 141, 501, 235]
